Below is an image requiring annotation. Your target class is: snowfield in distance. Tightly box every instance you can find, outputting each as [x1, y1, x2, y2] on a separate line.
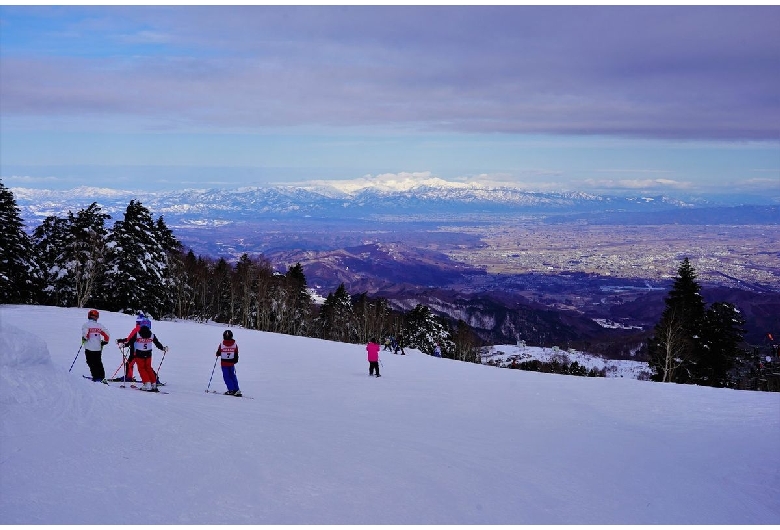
[481, 343, 652, 380]
[1, 304, 778, 525]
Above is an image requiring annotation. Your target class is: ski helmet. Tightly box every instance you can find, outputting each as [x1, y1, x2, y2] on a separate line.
[88, 309, 99, 320]
[136, 312, 151, 328]
[223, 330, 233, 340]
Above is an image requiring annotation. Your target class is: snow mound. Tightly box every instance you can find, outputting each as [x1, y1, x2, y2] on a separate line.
[0, 320, 64, 406]
[0, 321, 53, 368]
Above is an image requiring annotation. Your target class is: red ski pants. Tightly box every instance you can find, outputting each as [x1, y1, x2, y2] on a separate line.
[136, 357, 156, 384]
[126, 356, 137, 378]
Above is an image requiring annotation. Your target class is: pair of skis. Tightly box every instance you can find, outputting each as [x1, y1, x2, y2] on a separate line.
[82, 375, 169, 394]
[206, 390, 254, 399]
[83, 374, 252, 398]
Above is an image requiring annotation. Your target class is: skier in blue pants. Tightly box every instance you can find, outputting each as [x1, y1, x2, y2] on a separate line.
[216, 329, 242, 397]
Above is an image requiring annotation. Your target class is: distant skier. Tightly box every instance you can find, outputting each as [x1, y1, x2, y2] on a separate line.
[383, 336, 393, 351]
[118, 323, 167, 392]
[216, 330, 242, 396]
[433, 343, 442, 358]
[367, 338, 381, 377]
[395, 333, 406, 355]
[82, 309, 110, 382]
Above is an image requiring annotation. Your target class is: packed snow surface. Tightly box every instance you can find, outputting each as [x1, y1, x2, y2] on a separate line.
[1, 305, 778, 524]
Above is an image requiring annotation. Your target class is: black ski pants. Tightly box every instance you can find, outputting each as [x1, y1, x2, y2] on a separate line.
[85, 349, 105, 380]
[369, 361, 380, 376]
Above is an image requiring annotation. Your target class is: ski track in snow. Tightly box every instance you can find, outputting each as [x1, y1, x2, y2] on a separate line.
[1, 304, 779, 524]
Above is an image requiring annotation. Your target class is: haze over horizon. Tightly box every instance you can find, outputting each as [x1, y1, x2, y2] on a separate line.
[1, 6, 778, 196]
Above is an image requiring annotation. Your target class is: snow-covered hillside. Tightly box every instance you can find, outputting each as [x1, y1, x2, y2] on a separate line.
[481, 343, 652, 380]
[1, 305, 778, 524]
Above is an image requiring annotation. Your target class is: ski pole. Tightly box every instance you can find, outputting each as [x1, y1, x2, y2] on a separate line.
[156, 347, 169, 378]
[68, 343, 84, 373]
[110, 343, 128, 379]
[206, 356, 218, 392]
[121, 344, 127, 385]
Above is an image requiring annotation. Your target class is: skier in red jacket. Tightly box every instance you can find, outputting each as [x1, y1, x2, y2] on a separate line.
[118, 324, 166, 392]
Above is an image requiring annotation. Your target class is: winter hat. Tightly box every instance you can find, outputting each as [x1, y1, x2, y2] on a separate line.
[139, 326, 152, 339]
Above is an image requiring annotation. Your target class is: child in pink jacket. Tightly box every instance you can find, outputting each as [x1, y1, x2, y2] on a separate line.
[367, 339, 381, 377]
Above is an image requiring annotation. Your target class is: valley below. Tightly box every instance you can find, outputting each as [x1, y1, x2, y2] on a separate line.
[14, 184, 779, 355]
[173, 216, 780, 351]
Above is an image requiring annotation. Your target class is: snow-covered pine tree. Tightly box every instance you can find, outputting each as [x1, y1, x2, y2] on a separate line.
[0, 179, 41, 303]
[70, 203, 111, 307]
[404, 304, 454, 356]
[74, 204, 111, 307]
[33, 215, 72, 306]
[154, 216, 181, 255]
[102, 200, 176, 318]
[33, 203, 110, 307]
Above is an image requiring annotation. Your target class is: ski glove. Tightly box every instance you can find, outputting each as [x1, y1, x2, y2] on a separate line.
[116, 338, 127, 344]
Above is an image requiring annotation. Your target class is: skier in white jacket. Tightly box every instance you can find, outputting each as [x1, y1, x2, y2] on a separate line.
[82, 309, 110, 382]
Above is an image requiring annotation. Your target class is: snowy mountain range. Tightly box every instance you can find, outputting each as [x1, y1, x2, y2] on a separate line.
[5, 179, 729, 227]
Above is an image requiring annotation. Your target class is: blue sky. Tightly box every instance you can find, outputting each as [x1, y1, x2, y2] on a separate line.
[1, 5, 778, 196]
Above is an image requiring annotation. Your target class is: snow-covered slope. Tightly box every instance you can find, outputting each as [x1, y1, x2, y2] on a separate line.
[1, 305, 778, 524]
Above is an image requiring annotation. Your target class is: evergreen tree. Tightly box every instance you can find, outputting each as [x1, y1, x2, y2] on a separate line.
[0, 180, 41, 303]
[404, 304, 453, 356]
[700, 302, 745, 387]
[648, 258, 707, 383]
[102, 200, 175, 318]
[171, 249, 198, 319]
[32, 203, 110, 308]
[154, 216, 181, 254]
[284, 263, 313, 336]
[210, 257, 233, 323]
[232, 253, 259, 329]
[318, 283, 354, 342]
[32, 215, 72, 306]
[68, 203, 111, 307]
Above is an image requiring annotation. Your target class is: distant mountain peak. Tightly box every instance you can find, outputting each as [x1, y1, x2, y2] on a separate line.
[303, 172, 488, 195]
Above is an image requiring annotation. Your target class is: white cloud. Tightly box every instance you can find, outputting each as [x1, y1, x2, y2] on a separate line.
[4, 174, 62, 184]
[583, 178, 693, 190]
